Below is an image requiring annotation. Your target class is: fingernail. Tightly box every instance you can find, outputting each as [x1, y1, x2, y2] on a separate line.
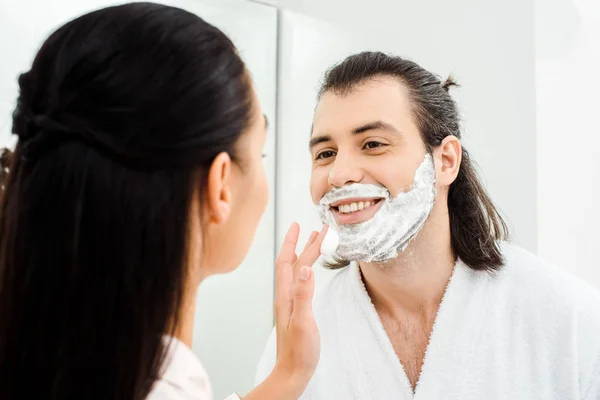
[299, 266, 311, 281]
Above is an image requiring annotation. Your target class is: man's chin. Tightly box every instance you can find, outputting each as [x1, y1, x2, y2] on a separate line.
[336, 228, 421, 263]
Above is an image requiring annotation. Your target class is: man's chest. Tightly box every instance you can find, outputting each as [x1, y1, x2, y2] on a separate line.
[380, 314, 433, 390]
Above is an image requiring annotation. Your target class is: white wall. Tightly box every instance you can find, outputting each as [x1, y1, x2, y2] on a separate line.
[536, 0, 600, 288]
[0, 0, 278, 397]
[0, 0, 125, 146]
[275, 1, 537, 288]
[248, 0, 277, 5]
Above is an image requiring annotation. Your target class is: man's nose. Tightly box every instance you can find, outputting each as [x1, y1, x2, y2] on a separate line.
[328, 152, 363, 187]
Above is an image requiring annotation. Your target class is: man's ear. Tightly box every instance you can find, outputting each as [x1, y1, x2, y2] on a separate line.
[435, 135, 462, 186]
[205, 152, 233, 224]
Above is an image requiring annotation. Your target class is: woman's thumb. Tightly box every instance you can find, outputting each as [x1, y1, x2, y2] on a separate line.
[292, 266, 314, 318]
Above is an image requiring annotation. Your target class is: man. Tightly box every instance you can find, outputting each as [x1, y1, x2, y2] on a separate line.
[257, 52, 600, 399]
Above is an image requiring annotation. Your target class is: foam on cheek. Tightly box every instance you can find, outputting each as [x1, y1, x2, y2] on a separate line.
[316, 154, 437, 262]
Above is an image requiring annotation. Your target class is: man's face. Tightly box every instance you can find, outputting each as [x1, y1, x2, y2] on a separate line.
[310, 76, 430, 227]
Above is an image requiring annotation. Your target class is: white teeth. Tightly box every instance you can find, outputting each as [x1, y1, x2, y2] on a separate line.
[336, 201, 375, 214]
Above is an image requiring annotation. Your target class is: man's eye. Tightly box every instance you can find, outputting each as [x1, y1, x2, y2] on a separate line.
[316, 150, 336, 160]
[364, 141, 385, 150]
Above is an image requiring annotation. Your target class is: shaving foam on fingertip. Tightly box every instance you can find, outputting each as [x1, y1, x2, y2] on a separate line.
[320, 227, 339, 257]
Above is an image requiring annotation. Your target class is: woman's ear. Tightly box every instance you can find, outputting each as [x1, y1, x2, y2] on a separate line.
[205, 152, 233, 224]
[435, 135, 462, 186]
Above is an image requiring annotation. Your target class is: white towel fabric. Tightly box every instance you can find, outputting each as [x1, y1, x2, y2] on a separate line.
[256, 243, 600, 399]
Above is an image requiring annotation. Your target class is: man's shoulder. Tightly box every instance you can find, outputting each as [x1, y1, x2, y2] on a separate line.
[497, 243, 600, 396]
[496, 242, 600, 322]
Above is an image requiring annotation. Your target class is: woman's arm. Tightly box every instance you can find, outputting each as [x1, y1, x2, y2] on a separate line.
[242, 368, 306, 400]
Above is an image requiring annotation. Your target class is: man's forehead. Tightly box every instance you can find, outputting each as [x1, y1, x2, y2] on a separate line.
[313, 83, 411, 134]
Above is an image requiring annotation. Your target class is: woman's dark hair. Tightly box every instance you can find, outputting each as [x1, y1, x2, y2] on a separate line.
[319, 51, 509, 272]
[0, 3, 252, 399]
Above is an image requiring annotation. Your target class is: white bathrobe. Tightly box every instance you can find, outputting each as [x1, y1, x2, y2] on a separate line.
[256, 243, 600, 399]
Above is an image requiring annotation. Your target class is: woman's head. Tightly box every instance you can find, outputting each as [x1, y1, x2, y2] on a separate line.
[310, 51, 508, 270]
[0, 2, 267, 399]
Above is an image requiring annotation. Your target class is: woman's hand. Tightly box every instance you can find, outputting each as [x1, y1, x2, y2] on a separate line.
[244, 223, 327, 400]
[273, 223, 327, 389]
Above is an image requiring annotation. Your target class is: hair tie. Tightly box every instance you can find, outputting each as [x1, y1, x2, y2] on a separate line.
[19, 115, 78, 162]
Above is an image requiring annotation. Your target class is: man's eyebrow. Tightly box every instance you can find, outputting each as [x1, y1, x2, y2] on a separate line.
[309, 121, 400, 150]
[309, 134, 332, 150]
[263, 114, 269, 130]
[352, 121, 400, 135]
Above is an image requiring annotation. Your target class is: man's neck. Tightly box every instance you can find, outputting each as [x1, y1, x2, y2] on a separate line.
[359, 210, 455, 320]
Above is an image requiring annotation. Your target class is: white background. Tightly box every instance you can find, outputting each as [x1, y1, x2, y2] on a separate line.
[535, 0, 600, 290]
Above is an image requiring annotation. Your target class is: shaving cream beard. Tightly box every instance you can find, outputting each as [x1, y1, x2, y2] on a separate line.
[317, 154, 437, 262]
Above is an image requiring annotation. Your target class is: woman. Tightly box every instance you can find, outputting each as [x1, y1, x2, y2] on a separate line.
[0, 3, 325, 399]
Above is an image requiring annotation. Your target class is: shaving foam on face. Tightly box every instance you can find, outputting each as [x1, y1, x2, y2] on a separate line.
[316, 154, 436, 262]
